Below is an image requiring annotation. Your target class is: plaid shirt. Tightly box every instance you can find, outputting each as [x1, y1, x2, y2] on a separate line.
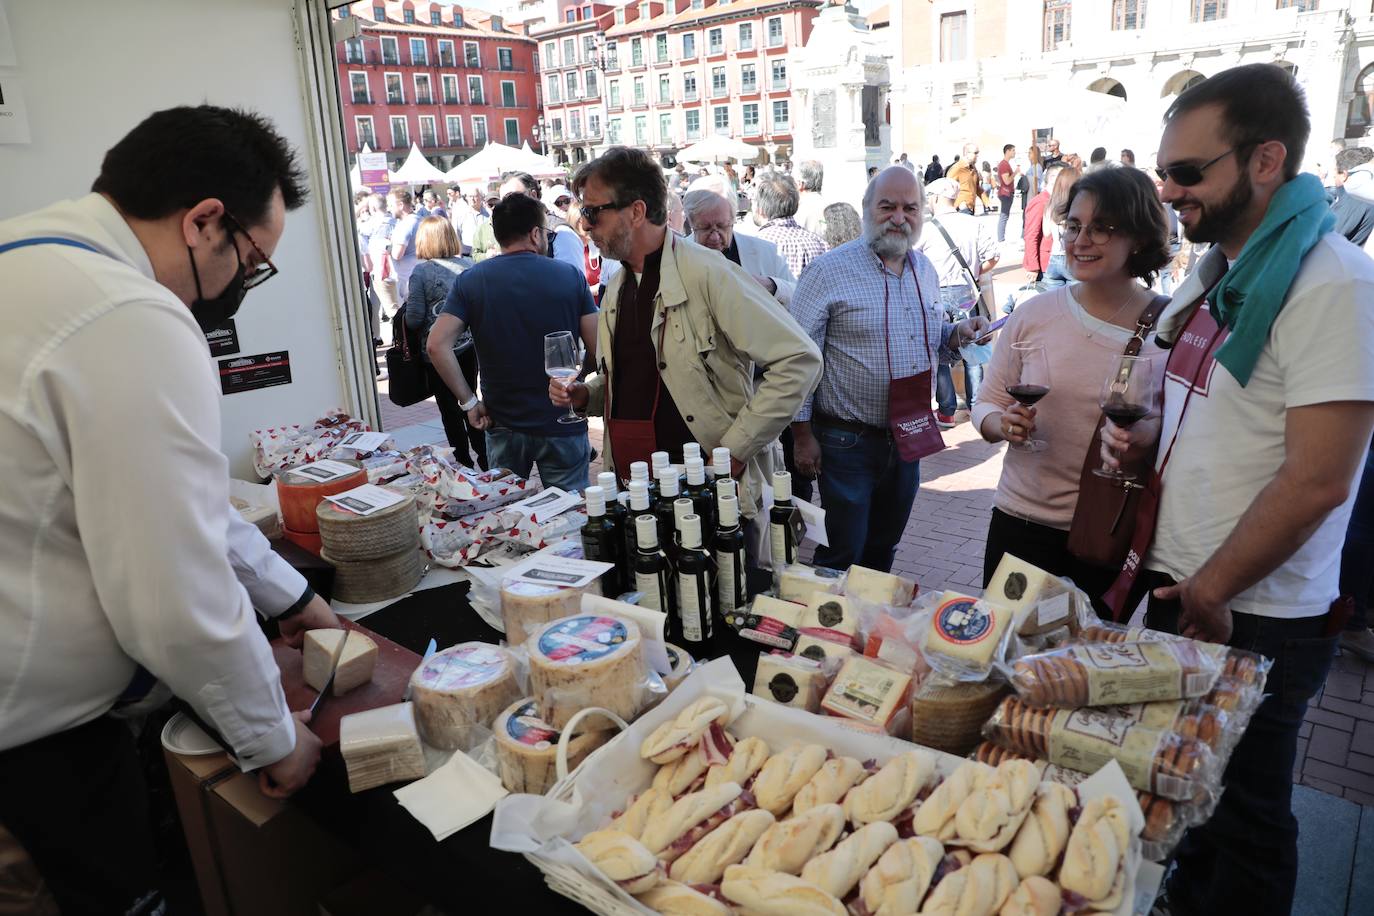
[790, 239, 957, 427]
[757, 217, 830, 280]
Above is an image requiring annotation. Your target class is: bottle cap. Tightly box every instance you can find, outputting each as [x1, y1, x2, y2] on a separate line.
[680, 514, 702, 549]
[597, 471, 619, 498]
[635, 513, 659, 550]
[628, 480, 650, 510]
[716, 477, 738, 503]
[685, 457, 706, 485]
[657, 466, 680, 496]
[630, 461, 649, 482]
[684, 442, 701, 462]
[584, 485, 606, 516]
[712, 447, 731, 478]
[674, 497, 693, 530]
[772, 470, 792, 504]
[651, 451, 670, 471]
[718, 493, 739, 528]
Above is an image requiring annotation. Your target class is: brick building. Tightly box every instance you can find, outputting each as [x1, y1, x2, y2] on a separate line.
[336, 0, 541, 170]
[536, 0, 823, 167]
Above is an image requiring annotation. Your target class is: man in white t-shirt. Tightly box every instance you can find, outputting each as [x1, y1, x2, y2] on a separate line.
[1104, 64, 1374, 916]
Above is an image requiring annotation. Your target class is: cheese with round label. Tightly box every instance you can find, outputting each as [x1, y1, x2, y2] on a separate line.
[663, 642, 695, 692]
[500, 579, 586, 646]
[985, 553, 1066, 634]
[409, 642, 522, 750]
[492, 697, 613, 795]
[843, 565, 917, 607]
[753, 653, 826, 712]
[923, 591, 1013, 670]
[777, 564, 845, 604]
[303, 629, 377, 696]
[800, 593, 858, 644]
[793, 633, 854, 666]
[529, 614, 646, 730]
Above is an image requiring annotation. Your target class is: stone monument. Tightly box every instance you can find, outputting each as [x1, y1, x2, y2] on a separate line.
[791, 0, 891, 214]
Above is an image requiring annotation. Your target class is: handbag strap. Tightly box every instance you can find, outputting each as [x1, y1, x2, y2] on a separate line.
[930, 217, 981, 295]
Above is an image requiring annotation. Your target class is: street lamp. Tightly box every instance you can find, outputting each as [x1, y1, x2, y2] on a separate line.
[534, 116, 548, 155]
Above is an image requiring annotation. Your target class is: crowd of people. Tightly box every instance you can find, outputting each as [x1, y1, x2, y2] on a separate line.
[4, 59, 1374, 916]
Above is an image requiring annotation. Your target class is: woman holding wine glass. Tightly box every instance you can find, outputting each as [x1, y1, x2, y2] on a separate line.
[971, 166, 1172, 613]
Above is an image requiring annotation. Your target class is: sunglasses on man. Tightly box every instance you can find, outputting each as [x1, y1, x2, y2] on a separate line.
[578, 199, 630, 227]
[1155, 143, 1256, 187]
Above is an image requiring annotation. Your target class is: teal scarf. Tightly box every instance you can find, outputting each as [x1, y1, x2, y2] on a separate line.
[1210, 173, 1334, 386]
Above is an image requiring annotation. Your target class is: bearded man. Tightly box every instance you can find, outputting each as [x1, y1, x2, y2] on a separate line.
[788, 166, 988, 571]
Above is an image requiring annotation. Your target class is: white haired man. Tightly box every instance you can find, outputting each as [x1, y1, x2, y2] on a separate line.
[752, 170, 829, 279]
[794, 160, 828, 236]
[682, 189, 795, 305]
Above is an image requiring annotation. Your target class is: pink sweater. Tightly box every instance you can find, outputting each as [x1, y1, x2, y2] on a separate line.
[970, 286, 1164, 529]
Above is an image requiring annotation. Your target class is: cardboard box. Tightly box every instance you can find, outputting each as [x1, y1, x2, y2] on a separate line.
[164, 749, 362, 916]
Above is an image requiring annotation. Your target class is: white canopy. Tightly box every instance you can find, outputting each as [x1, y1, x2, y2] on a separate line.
[677, 134, 761, 164]
[390, 143, 448, 185]
[445, 141, 566, 186]
[516, 141, 566, 179]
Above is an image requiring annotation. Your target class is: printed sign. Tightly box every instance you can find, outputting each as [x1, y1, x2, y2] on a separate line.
[324, 483, 406, 516]
[219, 350, 291, 395]
[505, 554, 614, 590]
[205, 319, 240, 357]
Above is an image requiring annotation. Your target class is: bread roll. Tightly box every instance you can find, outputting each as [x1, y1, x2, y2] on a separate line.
[951, 760, 1040, 853]
[575, 829, 663, 895]
[704, 736, 771, 790]
[844, 750, 937, 826]
[641, 697, 731, 764]
[641, 782, 743, 861]
[669, 809, 776, 885]
[720, 864, 847, 916]
[1059, 797, 1131, 912]
[859, 836, 946, 916]
[753, 744, 828, 816]
[917, 853, 1017, 916]
[913, 761, 994, 840]
[793, 756, 867, 814]
[636, 880, 733, 916]
[745, 803, 846, 875]
[1007, 783, 1075, 879]
[801, 821, 899, 899]
[654, 748, 712, 798]
[612, 786, 673, 841]
[999, 876, 1061, 916]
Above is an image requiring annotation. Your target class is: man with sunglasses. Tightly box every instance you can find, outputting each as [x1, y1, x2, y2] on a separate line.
[1101, 65, 1374, 916]
[0, 105, 334, 914]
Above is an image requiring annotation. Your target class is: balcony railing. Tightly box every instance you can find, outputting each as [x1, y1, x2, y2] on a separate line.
[351, 91, 370, 104]
[443, 94, 461, 105]
[440, 52, 456, 67]
[387, 93, 404, 105]
[416, 94, 433, 105]
[392, 132, 409, 147]
[413, 54, 429, 66]
[471, 93, 485, 105]
[686, 128, 702, 140]
[382, 53, 399, 65]
[419, 132, 438, 147]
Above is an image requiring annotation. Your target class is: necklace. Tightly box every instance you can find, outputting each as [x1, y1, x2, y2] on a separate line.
[1075, 284, 1140, 340]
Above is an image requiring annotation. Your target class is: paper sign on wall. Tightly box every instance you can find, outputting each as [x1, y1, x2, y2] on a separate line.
[0, 74, 31, 145]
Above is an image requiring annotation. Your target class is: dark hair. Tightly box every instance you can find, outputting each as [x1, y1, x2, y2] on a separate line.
[491, 191, 545, 245]
[1003, 143, 1015, 155]
[1337, 147, 1374, 174]
[1165, 63, 1309, 181]
[1090, 147, 1107, 163]
[571, 146, 667, 225]
[92, 105, 306, 226]
[1061, 167, 1171, 283]
[388, 187, 413, 208]
[501, 171, 538, 194]
[1120, 148, 1136, 164]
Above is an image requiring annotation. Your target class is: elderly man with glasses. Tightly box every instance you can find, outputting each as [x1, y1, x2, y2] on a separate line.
[551, 146, 821, 565]
[683, 188, 796, 305]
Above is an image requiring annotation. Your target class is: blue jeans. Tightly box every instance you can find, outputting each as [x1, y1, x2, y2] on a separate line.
[936, 361, 983, 415]
[1042, 252, 1071, 288]
[485, 428, 590, 492]
[997, 195, 1013, 242]
[1145, 579, 1336, 916]
[811, 422, 920, 572]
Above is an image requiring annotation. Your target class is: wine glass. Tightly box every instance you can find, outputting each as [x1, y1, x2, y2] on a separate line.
[1006, 342, 1051, 453]
[544, 331, 585, 425]
[1094, 354, 1156, 481]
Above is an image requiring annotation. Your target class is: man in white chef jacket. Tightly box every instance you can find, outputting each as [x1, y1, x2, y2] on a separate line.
[0, 104, 339, 915]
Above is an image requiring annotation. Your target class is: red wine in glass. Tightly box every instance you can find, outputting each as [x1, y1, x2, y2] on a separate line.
[1094, 354, 1156, 481]
[1006, 384, 1050, 407]
[1101, 401, 1150, 427]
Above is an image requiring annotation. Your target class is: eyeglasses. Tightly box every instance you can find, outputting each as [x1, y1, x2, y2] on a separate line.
[578, 199, 629, 226]
[1155, 146, 1245, 187]
[1061, 221, 1117, 246]
[223, 212, 279, 290]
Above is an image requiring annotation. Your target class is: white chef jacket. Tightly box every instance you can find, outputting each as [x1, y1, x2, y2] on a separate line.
[0, 194, 300, 769]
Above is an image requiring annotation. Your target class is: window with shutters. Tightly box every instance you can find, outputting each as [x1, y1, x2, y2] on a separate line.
[686, 109, 701, 139]
[683, 72, 698, 100]
[418, 115, 437, 148]
[472, 115, 488, 145]
[742, 103, 759, 135]
[739, 23, 753, 51]
[381, 36, 399, 64]
[439, 40, 456, 67]
[682, 33, 696, 59]
[713, 106, 729, 133]
[1112, 0, 1146, 29]
[501, 81, 516, 107]
[413, 73, 432, 105]
[464, 41, 481, 67]
[1043, 1, 1071, 51]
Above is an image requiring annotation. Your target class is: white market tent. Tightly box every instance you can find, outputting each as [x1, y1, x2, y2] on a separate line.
[517, 142, 566, 179]
[390, 143, 448, 186]
[676, 134, 761, 164]
[444, 141, 565, 186]
[939, 84, 1147, 163]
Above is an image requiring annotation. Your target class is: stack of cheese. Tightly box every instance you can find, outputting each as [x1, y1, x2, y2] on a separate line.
[276, 461, 367, 555]
[338, 702, 427, 793]
[572, 706, 1140, 916]
[408, 642, 523, 750]
[316, 489, 424, 603]
[528, 613, 647, 730]
[500, 579, 588, 646]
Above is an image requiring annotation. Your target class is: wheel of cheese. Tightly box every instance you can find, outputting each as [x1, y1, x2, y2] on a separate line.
[316, 491, 420, 561]
[500, 580, 587, 646]
[492, 697, 614, 795]
[276, 462, 367, 532]
[321, 546, 426, 604]
[409, 642, 523, 750]
[529, 614, 646, 730]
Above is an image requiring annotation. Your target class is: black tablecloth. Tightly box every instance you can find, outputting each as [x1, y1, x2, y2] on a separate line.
[291, 576, 770, 913]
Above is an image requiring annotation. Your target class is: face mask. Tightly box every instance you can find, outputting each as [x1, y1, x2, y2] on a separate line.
[186, 241, 247, 334]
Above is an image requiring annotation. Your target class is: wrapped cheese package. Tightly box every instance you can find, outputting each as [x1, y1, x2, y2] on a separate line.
[842, 565, 917, 607]
[339, 702, 427, 793]
[752, 652, 827, 713]
[777, 564, 844, 604]
[409, 642, 523, 750]
[528, 614, 648, 730]
[799, 593, 859, 648]
[492, 697, 615, 795]
[820, 654, 913, 734]
[500, 580, 587, 646]
[725, 595, 804, 652]
[920, 590, 1016, 682]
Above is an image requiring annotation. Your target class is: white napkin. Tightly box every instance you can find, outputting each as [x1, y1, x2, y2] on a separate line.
[394, 747, 509, 841]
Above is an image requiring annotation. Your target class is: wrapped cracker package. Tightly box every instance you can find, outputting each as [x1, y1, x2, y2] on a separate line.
[1008, 639, 1223, 708]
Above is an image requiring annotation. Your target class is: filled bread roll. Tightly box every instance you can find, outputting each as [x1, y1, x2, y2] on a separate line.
[636, 880, 733, 916]
[641, 782, 744, 860]
[721, 864, 847, 916]
[745, 803, 846, 875]
[704, 736, 771, 790]
[575, 829, 664, 895]
[1007, 783, 1076, 879]
[952, 760, 1040, 853]
[669, 809, 776, 885]
[859, 836, 946, 916]
[654, 748, 712, 798]
[753, 744, 828, 816]
[641, 697, 731, 764]
[914, 761, 994, 840]
[793, 756, 867, 814]
[612, 786, 673, 840]
[1059, 796, 1131, 912]
[801, 821, 899, 899]
[998, 876, 1061, 916]
[918, 853, 1017, 916]
[844, 750, 937, 826]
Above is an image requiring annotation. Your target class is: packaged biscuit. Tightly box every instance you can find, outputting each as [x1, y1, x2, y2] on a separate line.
[1008, 639, 1222, 708]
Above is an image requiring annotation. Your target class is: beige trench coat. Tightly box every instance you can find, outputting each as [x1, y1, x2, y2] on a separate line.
[585, 231, 821, 518]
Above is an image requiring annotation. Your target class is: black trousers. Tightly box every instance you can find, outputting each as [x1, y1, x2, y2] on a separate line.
[426, 346, 487, 470]
[982, 507, 1131, 619]
[1143, 574, 1336, 916]
[0, 716, 163, 915]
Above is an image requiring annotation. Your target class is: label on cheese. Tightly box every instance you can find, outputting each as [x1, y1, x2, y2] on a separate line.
[932, 596, 998, 647]
[801, 593, 857, 646]
[794, 633, 853, 664]
[505, 700, 560, 749]
[537, 616, 631, 665]
[1046, 707, 1167, 795]
[416, 644, 509, 690]
[820, 656, 910, 727]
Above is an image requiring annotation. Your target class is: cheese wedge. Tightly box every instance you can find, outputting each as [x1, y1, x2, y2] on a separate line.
[985, 554, 1064, 633]
[778, 564, 845, 604]
[303, 629, 377, 696]
[843, 566, 917, 607]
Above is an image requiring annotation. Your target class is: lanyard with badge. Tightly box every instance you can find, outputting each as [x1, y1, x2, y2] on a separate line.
[882, 251, 947, 462]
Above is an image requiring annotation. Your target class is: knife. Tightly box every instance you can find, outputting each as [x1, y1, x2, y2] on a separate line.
[403, 638, 438, 701]
[308, 628, 351, 717]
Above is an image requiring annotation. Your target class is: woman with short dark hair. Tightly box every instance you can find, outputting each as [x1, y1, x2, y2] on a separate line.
[972, 166, 1171, 613]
